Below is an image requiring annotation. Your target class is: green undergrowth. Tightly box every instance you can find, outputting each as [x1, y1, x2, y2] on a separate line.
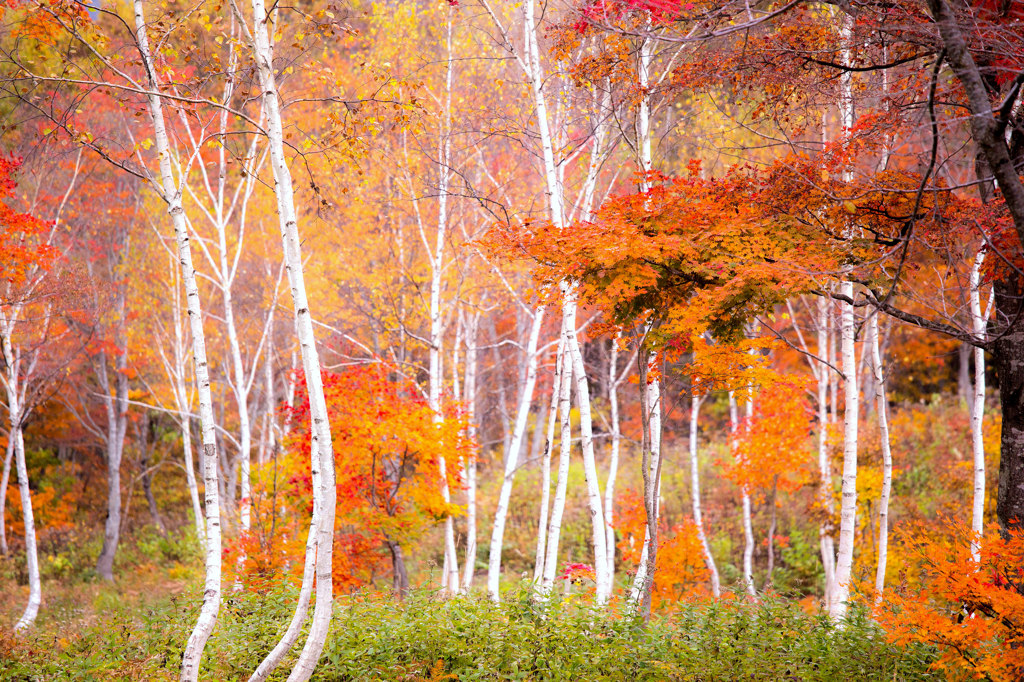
[0, 586, 939, 681]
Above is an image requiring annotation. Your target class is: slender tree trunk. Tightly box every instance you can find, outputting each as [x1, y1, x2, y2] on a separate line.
[140, 416, 167, 536]
[729, 392, 756, 597]
[563, 291, 610, 603]
[487, 307, 544, 601]
[603, 333, 622, 589]
[430, 8, 459, 595]
[236, 1, 337, 677]
[12, 424, 39, 631]
[816, 297, 836, 608]
[830, 281, 859, 621]
[969, 251, 989, 559]
[628, 347, 663, 615]
[169, 267, 205, 545]
[132, 4, 222, 677]
[764, 477, 778, 591]
[541, 340, 573, 594]
[689, 393, 720, 597]
[388, 539, 410, 598]
[869, 313, 893, 597]
[958, 342, 972, 406]
[533, 337, 564, 586]
[95, 317, 130, 581]
[0, 434, 13, 557]
[223, 280, 252, 536]
[830, 12, 858, 620]
[461, 311, 480, 591]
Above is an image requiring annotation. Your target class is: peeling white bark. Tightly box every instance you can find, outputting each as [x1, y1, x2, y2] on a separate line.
[131, 3, 223, 676]
[969, 250, 990, 561]
[830, 282, 859, 621]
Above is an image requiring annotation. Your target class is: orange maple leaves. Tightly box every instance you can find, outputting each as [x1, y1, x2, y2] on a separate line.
[875, 522, 1024, 681]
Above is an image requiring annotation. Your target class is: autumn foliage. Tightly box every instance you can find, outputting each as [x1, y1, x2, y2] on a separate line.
[228, 364, 470, 592]
[616, 488, 710, 608]
[876, 523, 1024, 681]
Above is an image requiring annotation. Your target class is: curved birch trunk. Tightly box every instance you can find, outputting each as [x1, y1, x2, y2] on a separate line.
[12, 424, 39, 630]
[487, 307, 545, 601]
[249, 440, 321, 682]
[132, 3, 222, 677]
[0, 435, 12, 556]
[237, 1, 337, 677]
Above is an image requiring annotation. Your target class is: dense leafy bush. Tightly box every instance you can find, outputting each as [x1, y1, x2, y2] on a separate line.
[1, 585, 937, 681]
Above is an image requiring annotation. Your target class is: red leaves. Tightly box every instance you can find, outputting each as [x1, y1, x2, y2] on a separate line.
[0, 156, 54, 291]
[557, 562, 596, 583]
[278, 363, 473, 589]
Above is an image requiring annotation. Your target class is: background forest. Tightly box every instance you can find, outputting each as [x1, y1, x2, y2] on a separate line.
[1, 0, 1023, 679]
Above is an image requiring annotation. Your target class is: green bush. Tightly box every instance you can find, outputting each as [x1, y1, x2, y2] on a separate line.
[1, 585, 938, 681]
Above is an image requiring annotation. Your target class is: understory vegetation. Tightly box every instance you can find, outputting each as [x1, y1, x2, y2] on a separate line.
[1, 571, 938, 681]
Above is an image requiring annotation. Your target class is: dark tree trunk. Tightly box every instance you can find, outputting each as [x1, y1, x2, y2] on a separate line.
[140, 415, 167, 537]
[388, 539, 409, 598]
[764, 476, 778, 591]
[993, 275, 1024, 531]
[958, 342, 972, 407]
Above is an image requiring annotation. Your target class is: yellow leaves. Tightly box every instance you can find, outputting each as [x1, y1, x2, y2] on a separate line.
[139, 138, 154, 151]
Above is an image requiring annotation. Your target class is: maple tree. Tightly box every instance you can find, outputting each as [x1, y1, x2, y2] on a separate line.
[251, 364, 469, 597]
[876, 521, 1024, 681]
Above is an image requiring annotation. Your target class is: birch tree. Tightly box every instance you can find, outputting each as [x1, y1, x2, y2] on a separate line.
[227, 0, 338, 676]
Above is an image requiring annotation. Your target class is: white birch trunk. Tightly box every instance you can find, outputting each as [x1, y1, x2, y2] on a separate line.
[533, 336, 564, 585]
[2, 321, 40, 630]
[869, 313, 893, 597]
[461, 311, 480, 591]
[168, 263, 205, 545]
[729, 392, 756, 597]
[541, 338, 574, 594]
[970, 250, 989, 561]
[816, 297, 836, 608]
[0, 432, 13, 557]
[830, 281, 859, 621]
[487, 307, 545, 601]
[603, 334, 622, 588]
[627, 347, 663, 613]
[689, 393, 720, 597]
[563, 292, 610, 603]
[132, 3, 222, 677]
[236, 1, 337, 676]
[829, 12, 858, 620]
[429, 8, 459, 595]
[11, 424, 39, 630]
